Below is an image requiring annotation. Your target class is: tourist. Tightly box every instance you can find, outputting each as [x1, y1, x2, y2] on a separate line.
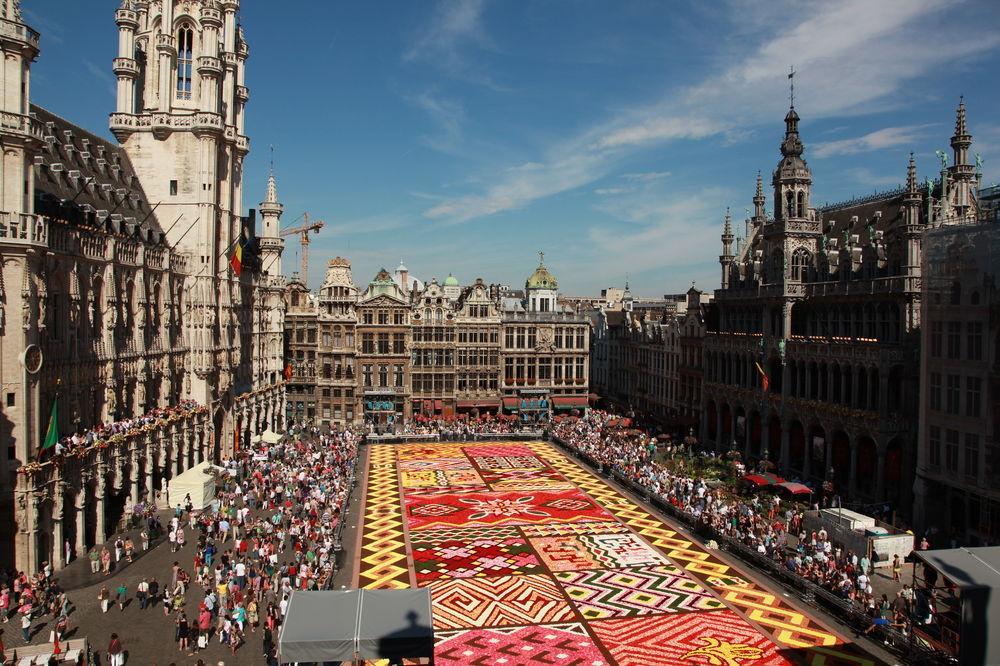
[176, 610, 190, 653]
[20, 612, 30, 643]
[140, 528, 150, 551]
[136, 577, 150, 610]
[98, 585, 110, 613]
[101, 547, 112, 574]
[88, 547, 101, 574]
[115, 581, 127, 612]
[107, 632, 124, 666]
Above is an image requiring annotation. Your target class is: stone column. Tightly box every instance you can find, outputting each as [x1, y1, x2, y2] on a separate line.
[868, 367, 877, 410]
[780, 423, 791, 473]
[849, 440, 858, 497]
[129, 450, 141, 506]
[761, 416, 770, 461]
[851, 366, 860, 409]
[824, 436, 833, 481]
[94, 472, 106, 543]
[52, 487, 65, 570]
[75, 483, 86, 555]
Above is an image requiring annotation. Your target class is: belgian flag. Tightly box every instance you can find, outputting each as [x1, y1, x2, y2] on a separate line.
[229, 238, 244, 277]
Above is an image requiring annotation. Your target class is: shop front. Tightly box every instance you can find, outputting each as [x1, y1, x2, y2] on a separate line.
[364, 390, 403, 433]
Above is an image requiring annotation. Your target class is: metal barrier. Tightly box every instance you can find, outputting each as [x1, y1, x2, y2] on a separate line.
[548, 436, 953, 664]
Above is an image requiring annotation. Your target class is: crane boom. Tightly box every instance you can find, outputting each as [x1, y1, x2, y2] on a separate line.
[279, 211, 324, 285]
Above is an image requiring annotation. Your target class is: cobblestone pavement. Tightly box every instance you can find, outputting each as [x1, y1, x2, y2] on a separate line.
[4, 455, 365, 666]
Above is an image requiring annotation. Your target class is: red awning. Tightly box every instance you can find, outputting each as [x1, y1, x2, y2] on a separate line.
[502, 397, 519, 408]
[553, 396, 589, 407]
[777, 481, 812, 495]
[434, 399, 443, 411]
[742, 473, 786, 487]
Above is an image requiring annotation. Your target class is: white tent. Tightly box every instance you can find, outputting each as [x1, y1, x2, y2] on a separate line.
[167, 460, 217, 510]
[251, 429, 282, 446]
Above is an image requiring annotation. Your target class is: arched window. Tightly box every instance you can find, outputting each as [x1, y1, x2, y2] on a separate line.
[176, 25, 194, 100]
[770, 249, 785, 283]
[950, 280, 962, 305]
[785, 190, 794, 219]
[791, 248, 811, 282]
[797, 191, 805, 218]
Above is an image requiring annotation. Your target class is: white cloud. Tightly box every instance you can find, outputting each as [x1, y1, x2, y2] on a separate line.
[812, 125, 933, 158]
[404, 0, 505, 89]
[421, 0, 1000, 225]
[622, 171, 671, 182]
[407, 89, 465, 154]
[594, 187, 630, 196]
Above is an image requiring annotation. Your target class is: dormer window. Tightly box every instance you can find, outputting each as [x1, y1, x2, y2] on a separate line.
[176, 26, 194, 100]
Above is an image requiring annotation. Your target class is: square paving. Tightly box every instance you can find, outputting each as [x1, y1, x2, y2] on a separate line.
[355, 440, 882, 665]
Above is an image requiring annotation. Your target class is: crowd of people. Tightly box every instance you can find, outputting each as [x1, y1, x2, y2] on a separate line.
[134, 424, 361, 660]
[389, 414, 534, 438]
[554, 410, 921, 640]
[49, 400, 206, 457]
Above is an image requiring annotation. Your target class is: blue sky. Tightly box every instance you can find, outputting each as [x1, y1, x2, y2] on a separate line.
[29, 0, 1000, 296]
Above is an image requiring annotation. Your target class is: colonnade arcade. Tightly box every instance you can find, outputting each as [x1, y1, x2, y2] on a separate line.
[702, 398, 911, 510]
[16, 407, 212, 574]
[233, 384, 286, 452]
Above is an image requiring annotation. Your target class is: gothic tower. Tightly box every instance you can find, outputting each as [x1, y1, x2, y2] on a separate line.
[719, 209, 734, 289]
[946, 97, 976, 222]
[110, 0, 251, 409]
[772, 104, 812, 224]
[259, 169, 283, 278]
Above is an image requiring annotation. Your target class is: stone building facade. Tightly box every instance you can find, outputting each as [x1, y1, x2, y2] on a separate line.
[702, 99, 984, 519]
[0, 0, 284, 573]
[915, 218, 1000, 544]
[500, 259, 591, 421]
[588, 287, 707, 431]
[280, 256, 589, 428]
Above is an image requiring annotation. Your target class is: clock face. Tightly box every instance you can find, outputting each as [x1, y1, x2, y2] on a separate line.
[23, 344, 42, 374]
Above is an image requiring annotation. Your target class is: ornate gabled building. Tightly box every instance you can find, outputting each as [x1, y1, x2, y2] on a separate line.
[702, 98, 984, 519]
[500, 256, 590, 420]
[0, 0, 284, 574]
[356, 268, 411, 429]
[454, 278, 502, 415]
[410, 277, 457, 418]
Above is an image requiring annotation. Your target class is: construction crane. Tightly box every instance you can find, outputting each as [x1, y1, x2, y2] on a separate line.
[280, 212, 324, 284]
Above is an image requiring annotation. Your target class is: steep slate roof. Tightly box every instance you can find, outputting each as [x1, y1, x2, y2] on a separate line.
[31, 104, 162, 241]
[818, 189, 908, 242]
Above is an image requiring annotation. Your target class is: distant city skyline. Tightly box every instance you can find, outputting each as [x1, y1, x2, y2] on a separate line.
[31, 0, 1000, 296]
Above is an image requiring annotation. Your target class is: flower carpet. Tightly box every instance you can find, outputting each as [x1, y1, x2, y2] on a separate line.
[355, 441, 881, 665]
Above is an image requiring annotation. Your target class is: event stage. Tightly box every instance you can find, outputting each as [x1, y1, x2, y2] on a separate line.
[355, 441, 879, 665]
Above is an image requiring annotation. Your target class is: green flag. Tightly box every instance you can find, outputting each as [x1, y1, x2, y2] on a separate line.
[42, 398, 58, 450]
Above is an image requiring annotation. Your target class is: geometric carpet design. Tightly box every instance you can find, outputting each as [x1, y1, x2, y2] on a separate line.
[405, 488, 614, 530]
[412, 531, 543, 584]
[554, 565, 726, 619]
[588, 610, 794, 665]
[355, 440, 879, 665]
[434, 623, 608, 666]
[427, 574, 576, 630]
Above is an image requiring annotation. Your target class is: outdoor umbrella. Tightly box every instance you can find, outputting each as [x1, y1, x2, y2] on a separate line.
[776, 481, 812, 496]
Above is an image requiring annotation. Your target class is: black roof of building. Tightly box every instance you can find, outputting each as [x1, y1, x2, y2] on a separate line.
[30, 104, 164, 244]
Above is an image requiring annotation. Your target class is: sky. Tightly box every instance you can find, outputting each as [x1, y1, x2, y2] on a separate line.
[28, 0, 1000, 296]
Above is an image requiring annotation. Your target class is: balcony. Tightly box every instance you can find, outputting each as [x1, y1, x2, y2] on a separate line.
[1, 111, 41, 140]
[155, 33, 176, 54]
[0, 18, 39, 50]
[114, 8, 138, 28]
[197, 56, 223, 76]
[236, 85, 250, 102]
[113, 57, 138, 77]
[0, 212, 47, 248]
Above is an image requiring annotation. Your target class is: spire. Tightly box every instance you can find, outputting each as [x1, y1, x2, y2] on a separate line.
[723, 207, 733, 239]
[951, 96, 972, 167]
[753, 170, 765, 220]
[265, 170, 278, 204]
[955, 96, 968, 138]
[906, 152, 918, 193]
